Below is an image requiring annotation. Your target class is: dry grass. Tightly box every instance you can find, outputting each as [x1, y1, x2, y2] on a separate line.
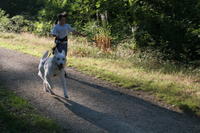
[0, 32, 53, 45]
[0, 32, 53, 56]
[94, 34, 111, 51]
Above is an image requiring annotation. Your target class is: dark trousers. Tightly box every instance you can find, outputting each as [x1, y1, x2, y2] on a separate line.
[52, 36, 68, 55]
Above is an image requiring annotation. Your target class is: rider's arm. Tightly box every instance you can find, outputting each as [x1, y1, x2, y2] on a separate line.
[72, 31, 86, 37]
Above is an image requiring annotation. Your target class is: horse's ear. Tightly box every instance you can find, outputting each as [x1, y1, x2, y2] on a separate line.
[61, 50, 65, 55]
[54, 48, 59, 54]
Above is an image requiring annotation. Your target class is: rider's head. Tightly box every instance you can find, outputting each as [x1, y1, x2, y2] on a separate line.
[56, 12, 67, 25]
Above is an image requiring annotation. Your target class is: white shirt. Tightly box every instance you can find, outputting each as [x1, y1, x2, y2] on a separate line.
[51, 24, 74, 39]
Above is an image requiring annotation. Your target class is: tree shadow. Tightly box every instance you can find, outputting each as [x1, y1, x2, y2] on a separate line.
[53, 88, 200, 133]
[53, 95, 140, 133]
[67, 75, 200, 118]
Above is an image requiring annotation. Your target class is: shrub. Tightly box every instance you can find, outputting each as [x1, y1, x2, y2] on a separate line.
[10, 15, 33, 33]
[0, 9, 34, 33]
[132, 0, 200, 62]
[83, 21, 112, 51]
[0, 9, 12, 32]
[33, 21, 52, 36]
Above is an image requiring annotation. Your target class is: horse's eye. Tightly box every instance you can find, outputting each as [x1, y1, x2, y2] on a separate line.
[63, 58, 65, 60]
[57, 58, 60, 60]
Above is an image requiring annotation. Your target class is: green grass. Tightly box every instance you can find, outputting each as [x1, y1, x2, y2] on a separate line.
[0, 32, 200, 117]
[0, 85, 63, 133]
[68, 57, 200, 115]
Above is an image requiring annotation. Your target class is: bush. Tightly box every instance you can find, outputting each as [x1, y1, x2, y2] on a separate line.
[0, 9, 34, 33]
[0, 9, 51, 36]
[0, 9, 12, 32]
[33, 21, 52, 36]
[1, 0, 200, 64]
[10, 15, 33, 33]
[132, 0, 200, 62]
[83, 21, 112, 51]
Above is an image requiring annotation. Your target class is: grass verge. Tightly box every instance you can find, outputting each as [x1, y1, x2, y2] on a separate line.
[0, 32, 199, 117]
[0, 85, 63, 133]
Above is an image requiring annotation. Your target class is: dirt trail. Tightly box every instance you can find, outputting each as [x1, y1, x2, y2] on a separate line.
[0, 48, 199, 133]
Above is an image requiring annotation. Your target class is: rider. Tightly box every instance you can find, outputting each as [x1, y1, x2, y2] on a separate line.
[51, 12, 85, 55]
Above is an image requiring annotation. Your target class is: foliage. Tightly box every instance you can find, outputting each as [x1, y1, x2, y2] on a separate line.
[10, 15, 33, 33]
[0, 9, 33, 33]
[83, 21, 112, 51]
[0, 0, 44, 16]
[132, 0, 200, 62]
[0, 0, 200, 62]
[0, 9, 11, 32]
[33, 21, 52, 36]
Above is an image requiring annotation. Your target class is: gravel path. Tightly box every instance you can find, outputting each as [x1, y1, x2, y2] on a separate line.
[0, 47, 199, 133]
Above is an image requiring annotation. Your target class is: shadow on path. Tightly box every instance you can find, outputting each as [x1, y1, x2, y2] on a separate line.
[54, 95, 140, 133]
